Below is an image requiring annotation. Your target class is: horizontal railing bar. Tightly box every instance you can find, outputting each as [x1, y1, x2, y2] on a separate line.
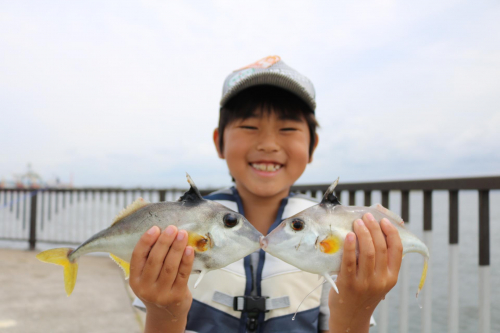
[31, 239, 82, 246]
[1, 176, 499, 193]
[0, 237, 31, 241]
[291, 176, 500, 192]
[0, 188, 210, 193]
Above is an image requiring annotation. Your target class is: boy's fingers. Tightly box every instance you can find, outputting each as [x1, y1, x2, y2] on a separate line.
[363, 214, 388, 274]
[381, 219, 403, 273]
[339, 232, 357, 281]
[157, 230, 189, 288]
[130, 226, 160, 282]
[141, 225, 177, 283]
[172, 246, 195, 289]
[354, 218, 376, 281]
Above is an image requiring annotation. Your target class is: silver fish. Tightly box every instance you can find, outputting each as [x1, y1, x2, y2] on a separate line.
[37, 174, 262, 296]
[261, 178, 429, 298]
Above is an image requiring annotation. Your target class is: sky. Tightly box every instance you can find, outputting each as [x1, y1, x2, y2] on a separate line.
[1, 0, 499, 189]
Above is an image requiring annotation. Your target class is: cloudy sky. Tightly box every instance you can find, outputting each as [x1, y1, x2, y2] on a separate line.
[1, 0, 499, 188]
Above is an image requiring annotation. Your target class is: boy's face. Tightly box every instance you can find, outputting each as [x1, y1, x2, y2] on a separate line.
[214, 108, 318, 199]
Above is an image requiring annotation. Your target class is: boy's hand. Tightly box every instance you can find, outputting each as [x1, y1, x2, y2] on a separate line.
[328, 213, 403, 333]
[129, 225, 194, 332]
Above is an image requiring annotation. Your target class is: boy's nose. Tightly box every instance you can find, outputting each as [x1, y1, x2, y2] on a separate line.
[256, 133, 280, 152]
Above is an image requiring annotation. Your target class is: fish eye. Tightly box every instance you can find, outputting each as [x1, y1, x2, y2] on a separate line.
[291, 219, 305, 231]
[223, 213, 239, 228]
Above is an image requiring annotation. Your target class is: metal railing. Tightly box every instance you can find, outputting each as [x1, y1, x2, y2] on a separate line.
[1, 175, 498, 333]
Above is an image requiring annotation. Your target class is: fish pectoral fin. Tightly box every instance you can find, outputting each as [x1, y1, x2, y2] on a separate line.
[416, 257, 429, 301]
[194, 270, 207, 289]
[36, 248, 78, 296]
[110, 254, 130, 279]
[322, 272, 339, 294]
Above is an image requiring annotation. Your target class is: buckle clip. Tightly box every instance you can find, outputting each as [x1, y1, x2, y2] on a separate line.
[233, 296, 269, 313]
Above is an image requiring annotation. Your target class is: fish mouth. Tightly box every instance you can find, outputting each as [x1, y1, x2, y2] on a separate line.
[259, 236, 268, 250]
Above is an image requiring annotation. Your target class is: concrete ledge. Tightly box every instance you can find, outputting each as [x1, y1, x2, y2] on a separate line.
[0, 248, 142, 333]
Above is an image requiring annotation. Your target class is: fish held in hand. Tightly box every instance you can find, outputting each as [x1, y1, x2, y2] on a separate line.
[36, 173, 262, 296]
[261, 178, 429, 299]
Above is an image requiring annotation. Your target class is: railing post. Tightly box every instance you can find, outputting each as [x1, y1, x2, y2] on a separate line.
[448, 190, 459, 333]
[364, 190, 371, 206]
[381, 190, 389, 208]
[378, 190, 390, 333]
[29, 191, 38, 250]
[399, 190, 410, 333]
[335, 190, 341, 202]
[479, 190, 490, 333]
[159, 190, 166, 202]
[422, 190, 433, 333]
[349, 191, 356, 205]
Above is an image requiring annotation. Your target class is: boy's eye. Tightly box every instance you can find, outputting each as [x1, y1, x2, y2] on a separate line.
[280, 127, 298, 132]
[239, 126, 258, 130]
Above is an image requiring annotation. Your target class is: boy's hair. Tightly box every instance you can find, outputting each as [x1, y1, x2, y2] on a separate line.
[218, 85, 319, 156]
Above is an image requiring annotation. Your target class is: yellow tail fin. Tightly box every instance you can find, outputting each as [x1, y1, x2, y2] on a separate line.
[36, 248, 78, 296]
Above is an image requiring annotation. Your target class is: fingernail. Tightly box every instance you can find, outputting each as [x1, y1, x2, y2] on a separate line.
[177, 231, 186, 240]
[346, 233, 355, 242]
[165, 225, 175, 235]
[147, 226, 157, 235]
[366, 213, 375, 221]
[356, 219, 365, 227]
[185, 247, 193, 256]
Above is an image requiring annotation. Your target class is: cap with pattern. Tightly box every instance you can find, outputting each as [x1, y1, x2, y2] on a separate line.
[220, 56, 316, 112]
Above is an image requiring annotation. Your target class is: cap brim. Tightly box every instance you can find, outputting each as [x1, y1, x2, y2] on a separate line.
[220, 72, 316, 112]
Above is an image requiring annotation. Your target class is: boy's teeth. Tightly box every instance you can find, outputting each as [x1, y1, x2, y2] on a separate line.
[251, 163, 281, 172]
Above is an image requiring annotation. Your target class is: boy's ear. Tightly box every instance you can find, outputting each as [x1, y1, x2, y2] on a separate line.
[308, 133, 319, 163]
[213, 128, 225, 159]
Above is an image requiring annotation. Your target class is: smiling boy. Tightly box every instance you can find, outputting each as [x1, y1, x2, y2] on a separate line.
[130, 56, 403, 333]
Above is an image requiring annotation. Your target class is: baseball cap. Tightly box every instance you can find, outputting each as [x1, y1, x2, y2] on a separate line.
[220, 56, 316, 112]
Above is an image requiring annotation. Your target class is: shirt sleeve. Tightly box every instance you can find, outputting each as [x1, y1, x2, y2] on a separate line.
[318, 282, 376, 331]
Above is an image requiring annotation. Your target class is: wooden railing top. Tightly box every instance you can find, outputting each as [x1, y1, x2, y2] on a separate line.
[1, 176, 499, 193]
[291, 175, 500, 192]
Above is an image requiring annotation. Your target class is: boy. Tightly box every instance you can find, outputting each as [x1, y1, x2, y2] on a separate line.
[130, 56, 403, 333]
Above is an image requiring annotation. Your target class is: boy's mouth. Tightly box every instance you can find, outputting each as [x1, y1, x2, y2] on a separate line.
[250, 163, 282, 172]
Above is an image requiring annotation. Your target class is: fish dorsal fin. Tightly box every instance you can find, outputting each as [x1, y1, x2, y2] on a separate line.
[178, 173, 204, 203]
[112, 198, 149, 226]
[320, 178, 341, 206]
[371, 203, 404, 225]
